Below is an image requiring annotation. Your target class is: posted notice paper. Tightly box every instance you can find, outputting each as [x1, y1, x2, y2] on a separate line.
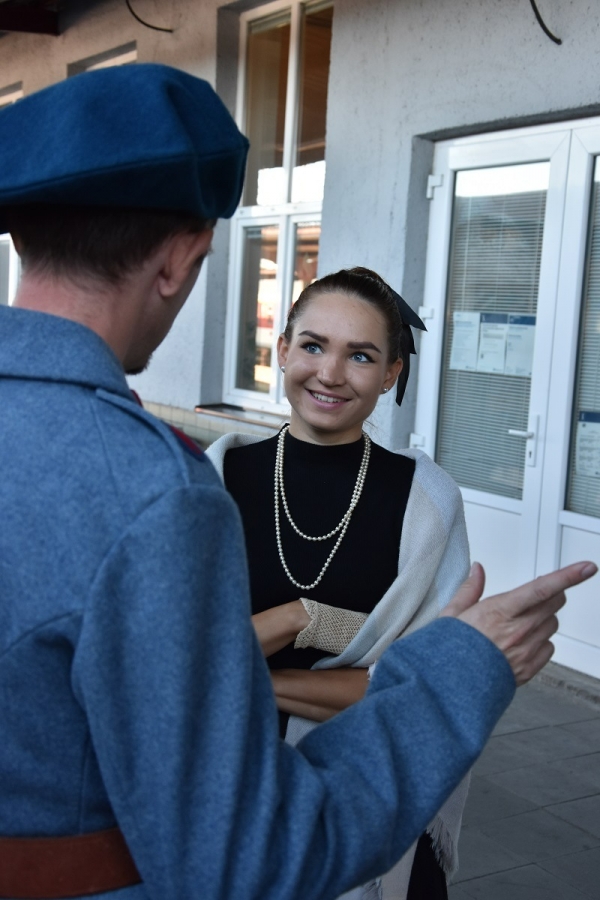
[449, 311, 480, 371]
[576, 411, 600, 478]
[476, 313, 508, 374]
[505, 314, 536, 377]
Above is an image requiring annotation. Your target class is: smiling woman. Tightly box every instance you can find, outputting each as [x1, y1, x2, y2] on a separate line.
[276, 290, 402, 445]
[206, 268, 468, 900]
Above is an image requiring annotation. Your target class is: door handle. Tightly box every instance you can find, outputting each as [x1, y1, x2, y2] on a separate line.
[507, 415, 539, 467]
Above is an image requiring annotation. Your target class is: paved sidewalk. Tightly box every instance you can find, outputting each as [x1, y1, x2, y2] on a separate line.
[449, 664, 600, 899]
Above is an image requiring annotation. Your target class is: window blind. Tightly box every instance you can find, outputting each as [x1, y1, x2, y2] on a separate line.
[567, 160, 600, 517]
[436, 166, 547, 499]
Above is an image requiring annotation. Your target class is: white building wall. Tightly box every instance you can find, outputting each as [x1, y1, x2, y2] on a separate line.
[320, 0, 600, 447]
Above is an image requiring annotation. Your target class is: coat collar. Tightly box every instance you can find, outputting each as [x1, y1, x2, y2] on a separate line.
[0, 305, 131, 397]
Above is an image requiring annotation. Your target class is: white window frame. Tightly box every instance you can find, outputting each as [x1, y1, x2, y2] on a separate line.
[0, 236, 21, 306]
[223, 0, 330, 412]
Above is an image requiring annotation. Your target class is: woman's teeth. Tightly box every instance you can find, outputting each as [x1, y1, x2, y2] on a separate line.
[311, 391, 344, 404]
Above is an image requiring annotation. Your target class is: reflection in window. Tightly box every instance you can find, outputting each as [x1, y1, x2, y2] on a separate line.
[291, 5, 333, 203]
[236, 226, 279, 393]
[290, 222, 320, 307]
[243, 13, 290, 207]
[230, 3, 332, 405]
[244, 5, 332, 207]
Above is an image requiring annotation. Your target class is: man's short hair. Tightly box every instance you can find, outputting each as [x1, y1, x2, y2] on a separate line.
[5, 204, 215, 284]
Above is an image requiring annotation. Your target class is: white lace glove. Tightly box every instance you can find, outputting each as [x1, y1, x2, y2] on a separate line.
[294, 598, 368, 655]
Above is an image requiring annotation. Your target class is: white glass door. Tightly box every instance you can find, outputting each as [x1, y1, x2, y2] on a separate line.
[416, 120, 600, 678]
[536, 123, 600, 677]
[414, 129, 571, 593]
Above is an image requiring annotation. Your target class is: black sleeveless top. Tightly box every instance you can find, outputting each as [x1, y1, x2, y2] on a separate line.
[223, 430, 416, 671]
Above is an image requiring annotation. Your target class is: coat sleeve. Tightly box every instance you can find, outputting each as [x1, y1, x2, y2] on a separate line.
[73, 483, 514, 900]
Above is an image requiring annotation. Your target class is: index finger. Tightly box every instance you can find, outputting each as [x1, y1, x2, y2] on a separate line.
[483, 561, 597, 616]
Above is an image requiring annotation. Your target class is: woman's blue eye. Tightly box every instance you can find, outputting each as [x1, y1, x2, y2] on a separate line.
[302, 342, 322, 354]
[351, 351, 374, 363]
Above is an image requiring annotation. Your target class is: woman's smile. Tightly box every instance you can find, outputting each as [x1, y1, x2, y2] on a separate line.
[308, 389, 349, 406]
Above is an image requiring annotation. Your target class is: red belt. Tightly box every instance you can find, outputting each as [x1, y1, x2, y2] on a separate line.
[0, 828, 141, 898]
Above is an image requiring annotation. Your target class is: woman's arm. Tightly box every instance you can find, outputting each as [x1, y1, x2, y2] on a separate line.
[252, 600, 368, 658]
[271, 667, 369, 722]
[252, 601, 311, 657]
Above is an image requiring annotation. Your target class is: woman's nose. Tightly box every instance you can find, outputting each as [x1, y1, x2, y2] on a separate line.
[318, 356, 344, 385]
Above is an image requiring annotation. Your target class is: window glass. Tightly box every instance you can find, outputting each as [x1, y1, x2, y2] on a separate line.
[236, 225, 279, 393]
[290, 221, 320, 307]
[243, 12, 291, 207]
[229, 4, 331, 406]
[291, 5, 332, 203]
[436, 162, 549, 499]
[566, 158, 600, 516]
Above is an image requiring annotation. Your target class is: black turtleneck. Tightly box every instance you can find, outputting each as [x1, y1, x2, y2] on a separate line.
[223, 429, 415, 671]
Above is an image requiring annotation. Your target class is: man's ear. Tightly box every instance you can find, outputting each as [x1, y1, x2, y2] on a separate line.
[157, 228, 214, 299]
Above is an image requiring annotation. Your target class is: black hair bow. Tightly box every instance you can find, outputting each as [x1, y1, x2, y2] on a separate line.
[390, 290, 427, 406]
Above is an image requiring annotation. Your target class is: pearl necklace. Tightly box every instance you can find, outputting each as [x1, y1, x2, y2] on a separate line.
[274, 424, 372, 590]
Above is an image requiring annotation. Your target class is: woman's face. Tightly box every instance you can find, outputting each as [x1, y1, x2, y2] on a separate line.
[277, 291, 402, 445]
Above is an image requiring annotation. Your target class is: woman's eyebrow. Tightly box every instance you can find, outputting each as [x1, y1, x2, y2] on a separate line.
[298, 330, 382, 354]
[347, 341, 382, 354]
[299, 329, 328, 342]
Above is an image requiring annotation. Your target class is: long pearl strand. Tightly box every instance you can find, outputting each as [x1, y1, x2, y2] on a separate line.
[274, 424, 371, 590]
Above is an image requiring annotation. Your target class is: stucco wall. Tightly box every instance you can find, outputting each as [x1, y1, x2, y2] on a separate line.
[320, 0, 600, 447]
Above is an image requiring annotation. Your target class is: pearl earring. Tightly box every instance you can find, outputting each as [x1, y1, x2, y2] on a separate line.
[280, 366, 286, 373]
[382, 387, 389, 393]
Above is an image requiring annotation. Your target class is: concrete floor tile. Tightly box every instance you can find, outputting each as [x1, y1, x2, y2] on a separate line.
[486, 757, 600, 806]
[454, 864, 590, 899]
[447, 887, 473, 900]
[538, 847, 600, 898]
[492, 683, 598, 736]
[474, 734, 543, 776]
[461, 776, 537, 827]
[559, 752, 600, 788]
[547, 794, 600, 839]
[561, 718, 600, 745]
[506, 725, 598, 761]
[474, 724, 596, 776]
[457, 674, 600, 895]
[453, 828, 527, 882]
[477, 808, 600, 862]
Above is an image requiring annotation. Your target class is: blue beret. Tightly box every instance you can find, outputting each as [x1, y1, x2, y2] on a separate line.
[0, 63, 249, 233]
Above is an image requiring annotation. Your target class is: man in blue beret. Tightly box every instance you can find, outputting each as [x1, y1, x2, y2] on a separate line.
[0, 63, 595, 900]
